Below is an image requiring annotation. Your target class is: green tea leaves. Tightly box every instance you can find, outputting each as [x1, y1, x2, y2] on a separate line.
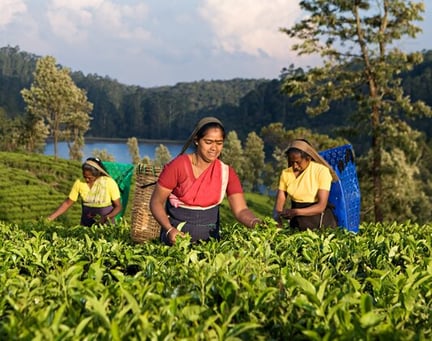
[1, 221, 432, 339]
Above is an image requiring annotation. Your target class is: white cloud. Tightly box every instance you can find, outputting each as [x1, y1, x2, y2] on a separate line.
[46, 8, 92, 43]
[199, 0, 302, 59]
[0, 0, 27, 27]
[46, 0, 151, 44]
[3, 0, 431, 87]
[94, 2, 150, 40]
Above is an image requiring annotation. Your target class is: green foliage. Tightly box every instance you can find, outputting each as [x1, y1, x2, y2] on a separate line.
[127, 137, 141, 164]
[0, 152, 82, 224]
[21, 56, 93, 158]
[220, 130, 245, 179]
[220, 192, 274, 224]
[0, 109, 28, 152]
[243, 131, 265, 192]
[280, 0, 432, 222]
[92, 149, 115, 162]
[3, 44, 432, 225]
[3, 45, 432, 159]
[67, 135, 84, 161]
[0, 46, 35, 115]
[63, 109, 92, 161]
[0, 46, 360, 144]
[0, 219, 431, 339]
[357, 121, 432, 223]
[154, 144, 172, 166]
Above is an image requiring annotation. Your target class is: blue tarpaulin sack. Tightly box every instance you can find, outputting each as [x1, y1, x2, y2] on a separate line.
[319, 144, 361, 233]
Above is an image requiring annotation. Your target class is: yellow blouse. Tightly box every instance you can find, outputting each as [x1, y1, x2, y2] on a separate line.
[278, 161, 332, 203]
[68, 176, 120, 208]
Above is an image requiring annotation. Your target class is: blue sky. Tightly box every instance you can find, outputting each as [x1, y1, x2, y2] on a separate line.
[1, 0, 431, 88]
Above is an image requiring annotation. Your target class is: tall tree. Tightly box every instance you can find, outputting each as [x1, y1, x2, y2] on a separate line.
[127, 137, 141, 164]
[20, 112, 49, 153]
[357, 120, 432, 223]
[92, 149, 115, 161]
[154, 144, 172, 166]
[243, 132, 265, 192]
[0, 108, 20, 152]
[280, 0, 432, 222]
[63, 98, 92, 161]
[21, 56, 93, 158]
[220, 130, 245, 180]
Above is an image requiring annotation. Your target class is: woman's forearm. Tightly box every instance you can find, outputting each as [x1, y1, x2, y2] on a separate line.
[236, 208, 261, 228]
[48, 199, 74, 221]
[106, 200, 122, 219]
[150, 200, 174, 233]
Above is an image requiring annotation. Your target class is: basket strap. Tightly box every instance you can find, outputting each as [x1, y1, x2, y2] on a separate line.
[140, 181, 157, 189]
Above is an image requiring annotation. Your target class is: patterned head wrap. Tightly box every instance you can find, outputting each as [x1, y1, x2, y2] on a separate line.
[285, 139, 339, 182]
[179, 116, 224, 155]
[84, 159, 110, 177]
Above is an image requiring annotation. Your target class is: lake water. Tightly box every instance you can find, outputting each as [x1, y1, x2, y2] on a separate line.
[44, 139, 273, 194]
[44, 140, 185, 164]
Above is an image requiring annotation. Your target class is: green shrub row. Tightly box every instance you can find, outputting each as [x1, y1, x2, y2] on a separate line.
[0, 220, 431, 339]
[0, 152, 83, 224]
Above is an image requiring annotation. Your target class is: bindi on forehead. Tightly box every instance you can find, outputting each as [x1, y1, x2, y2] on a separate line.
[203, 138, 224, 145]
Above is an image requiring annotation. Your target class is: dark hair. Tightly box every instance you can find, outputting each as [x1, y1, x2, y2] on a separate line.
[82, 157, 109, 177]
[195, 122, 225, 141]
[285, 139, 312, 159]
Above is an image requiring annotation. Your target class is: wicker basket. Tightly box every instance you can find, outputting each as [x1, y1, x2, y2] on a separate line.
[131, 164, 162, 243]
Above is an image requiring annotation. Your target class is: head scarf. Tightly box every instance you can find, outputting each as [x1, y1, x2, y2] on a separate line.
[285, 140, 339, 182]
[84, 160, 110, 177]
[179, 116, 224, 155]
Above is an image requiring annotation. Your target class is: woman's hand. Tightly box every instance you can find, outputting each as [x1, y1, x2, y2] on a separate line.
[100, 215, 114, 224]
[281, 208, 296, 219]
[166, 227, 185, 245]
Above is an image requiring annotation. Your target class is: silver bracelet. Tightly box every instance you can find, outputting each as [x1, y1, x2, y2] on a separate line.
[165, 227, 175, 238]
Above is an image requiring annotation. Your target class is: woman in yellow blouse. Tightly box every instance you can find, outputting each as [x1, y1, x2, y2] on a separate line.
[273, 139, 338, 231]
[48, 157, 122, 226]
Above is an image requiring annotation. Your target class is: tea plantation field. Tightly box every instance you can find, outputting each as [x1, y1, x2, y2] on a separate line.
[1, 219, 431, 339]
[0, 151, 273, 225]
[0, 152, 83, 225]
[1, 152, 432, 339]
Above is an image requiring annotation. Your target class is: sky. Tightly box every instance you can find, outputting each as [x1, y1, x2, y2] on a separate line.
[1, 0, 432, 88]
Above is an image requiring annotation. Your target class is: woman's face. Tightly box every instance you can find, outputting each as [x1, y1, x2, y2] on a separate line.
[288, 151, 310, 173]
[196, 127, 224, 163]
[83, 169, 97, 185]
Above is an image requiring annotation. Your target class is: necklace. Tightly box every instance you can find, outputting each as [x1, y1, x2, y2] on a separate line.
[192, 153, 200, 168]
[192, 153, 211, 174]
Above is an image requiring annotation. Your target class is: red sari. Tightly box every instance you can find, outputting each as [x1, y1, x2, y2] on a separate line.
[158, 154, 241, 243]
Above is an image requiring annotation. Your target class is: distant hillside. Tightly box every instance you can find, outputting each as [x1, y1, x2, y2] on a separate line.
[0, 45, 355, 146]
[0, 151, 81, 224]
[0, 46, 269, 139]
[2, 45, 432, 151]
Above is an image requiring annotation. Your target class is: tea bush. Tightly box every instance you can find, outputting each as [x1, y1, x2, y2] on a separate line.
[0, 220, 431, 339]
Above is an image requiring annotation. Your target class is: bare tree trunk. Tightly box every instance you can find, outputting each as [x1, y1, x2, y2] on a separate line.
[371, 106, 383, 222]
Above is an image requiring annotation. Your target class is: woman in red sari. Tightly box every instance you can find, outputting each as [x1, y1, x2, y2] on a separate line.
[150, 117, 261, 245]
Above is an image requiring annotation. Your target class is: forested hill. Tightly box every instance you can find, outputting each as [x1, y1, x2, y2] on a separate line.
[2, 45, 432, 144]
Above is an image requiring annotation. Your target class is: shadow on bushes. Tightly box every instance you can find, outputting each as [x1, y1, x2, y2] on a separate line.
[19, 219, 137, 244]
